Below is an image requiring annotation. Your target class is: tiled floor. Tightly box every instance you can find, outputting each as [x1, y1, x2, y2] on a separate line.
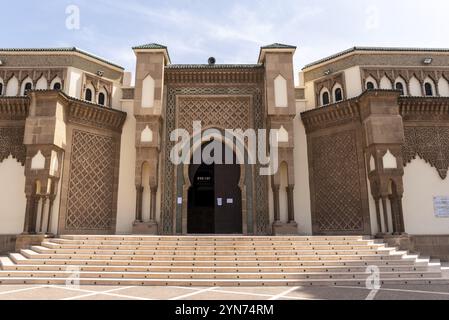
[0, 284, 448, 300]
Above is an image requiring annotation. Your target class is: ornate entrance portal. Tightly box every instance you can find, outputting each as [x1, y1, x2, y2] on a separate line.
[187, 142, 243, 234]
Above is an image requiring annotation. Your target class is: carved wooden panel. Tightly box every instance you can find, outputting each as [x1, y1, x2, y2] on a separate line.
[403, 126, 449, 179]
[65, 130, 116, 231]
[311, 130, 364, 233]
[0, 127, 26, 165]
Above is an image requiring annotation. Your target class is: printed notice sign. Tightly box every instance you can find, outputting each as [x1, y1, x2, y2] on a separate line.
[434, 197, 449, 218]
[217, 198, 223, 207]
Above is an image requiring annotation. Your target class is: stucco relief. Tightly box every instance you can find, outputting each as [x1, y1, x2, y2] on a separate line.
[402, 126, 449, 179]
[0, 127, 26, 166]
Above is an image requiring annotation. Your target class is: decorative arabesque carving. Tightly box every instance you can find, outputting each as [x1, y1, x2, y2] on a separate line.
[0, 127, 26, 165]
[162, 86, 268, 235]
[402, 126, 449, 179]
[177, 97, 250, 132]
[311, 131, 364, 232]
[65, 130, 116, 231]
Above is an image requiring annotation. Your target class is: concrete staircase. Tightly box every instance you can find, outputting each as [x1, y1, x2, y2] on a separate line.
[0, 235, 446, 287]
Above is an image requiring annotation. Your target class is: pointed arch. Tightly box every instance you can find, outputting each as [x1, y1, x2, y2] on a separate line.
[320, 87, 330, 106]
[379, 75, 393, 90]
[35, 75, 48, 90]
[6, 76, 19, 96]
[50, 76, 62, 90]
[394, 76, 408, 96]
[423, 77, 436, 96]
[409, 76, 422, 96]
[20, 76, 33, 95]
[365, 75, 378, 90]
[141, 74, 155, 108]
[274, 74, 288, 108]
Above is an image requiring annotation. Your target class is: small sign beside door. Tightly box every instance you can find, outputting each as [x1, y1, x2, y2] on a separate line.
[434, 196, 449, 218]
[217, 198, 223, 206]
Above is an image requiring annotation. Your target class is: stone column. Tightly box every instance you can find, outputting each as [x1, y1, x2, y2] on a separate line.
[39, 196, 48, 233]
[272, 184, 280, 222]
[397, 196, 406, 234]
[135, 185, 144, 222]
[46, 195, 56, 234]
[150, 186, 158, 221]
[381, 196, 390, 234]
[286, 185, 295, 223]
[23, 194, 36, 234]
[374, 197, 383, 233]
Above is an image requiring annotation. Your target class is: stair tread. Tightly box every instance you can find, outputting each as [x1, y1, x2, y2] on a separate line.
[3, 235, 441, 287]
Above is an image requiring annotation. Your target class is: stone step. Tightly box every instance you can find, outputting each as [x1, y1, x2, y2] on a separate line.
[31, 246, 394, 256]
[42, 242, 386, 251]
[19, 252, 406, 262]
[0, 277, 446, 287]
[1, 262, 435, 274]
[59, 235, 370, 242]
[2, 235, 441, 288]
[50, 238, 379, 246]
[8, 254, 424, 268]
[0, 269, 442, 280]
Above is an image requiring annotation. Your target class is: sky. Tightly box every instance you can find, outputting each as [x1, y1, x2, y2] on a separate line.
[2, 0, 449, 84]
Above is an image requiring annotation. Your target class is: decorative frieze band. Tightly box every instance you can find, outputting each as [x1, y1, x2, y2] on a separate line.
[301, 98, 360, 133]
[164, 68, 264, 84]
[0, 97, 29, 120]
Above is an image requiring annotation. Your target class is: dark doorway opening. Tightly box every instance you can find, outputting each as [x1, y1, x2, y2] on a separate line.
[187, 141, 243, 234]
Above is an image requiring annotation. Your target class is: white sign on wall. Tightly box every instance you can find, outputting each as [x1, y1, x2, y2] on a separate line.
[434, 197, 449, 218]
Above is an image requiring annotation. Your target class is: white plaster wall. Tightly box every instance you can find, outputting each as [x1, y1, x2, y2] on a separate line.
[111, 85, 121, 109]
[116, 101, 137, 234]
[293, 100, 312, 235]
[380, 76, 393, 90]
[304, 82, 315, 110]
[438, 78, 449, 96]
[0, 156, 26, 234]
[274, 75, 288, 108]
[6, 76, 19, 96]
[141, 75, 155, 108]
[403, 157, 449, 235]
[66, 67, 83, 98]
[344, 66, 362, 99]
[36, 77, 48, 90]
[409, 77, 422, 96]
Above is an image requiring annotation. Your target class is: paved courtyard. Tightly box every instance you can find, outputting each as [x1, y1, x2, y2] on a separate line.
[1, 283, 449, 300]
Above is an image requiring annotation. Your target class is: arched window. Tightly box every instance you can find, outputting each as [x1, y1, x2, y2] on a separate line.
[366, 81, 375, 90]
[24, 82, 33, 93]
[98, 92, 106, 106]
[53, 82, 61, 90]
[395, 82, 405, 95]
[85, 88, 93, 101]
[424, 82, 434, 96]
[0, 83, 3, 96]
[334, 88, 343, 102]
[322, 91, 330, 105]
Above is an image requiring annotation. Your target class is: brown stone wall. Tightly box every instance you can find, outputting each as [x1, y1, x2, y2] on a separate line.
[58, 125, 121, 235]
[0, 235, 17, 254]
[307, 125, 371, 235]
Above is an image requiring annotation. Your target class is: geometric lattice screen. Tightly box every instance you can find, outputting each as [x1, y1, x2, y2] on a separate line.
[311, 130, 364, 233]
[66, 130, 115, 231]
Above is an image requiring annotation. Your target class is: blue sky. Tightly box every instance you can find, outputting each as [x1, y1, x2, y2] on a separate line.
[2, 0, 448, 82]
